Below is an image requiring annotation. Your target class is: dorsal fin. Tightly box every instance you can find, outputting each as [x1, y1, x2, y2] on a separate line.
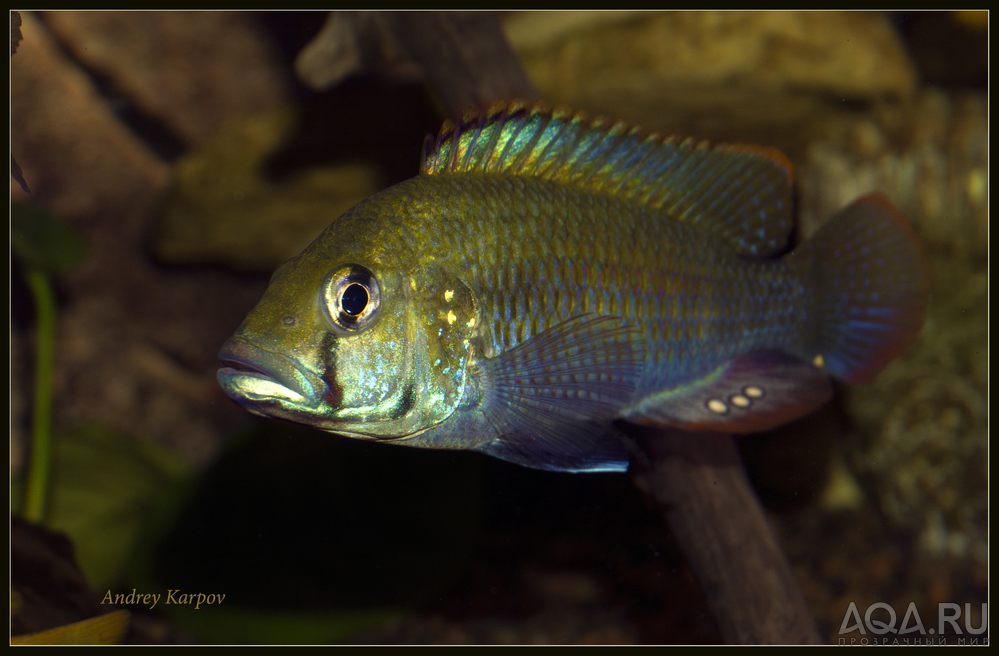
[421, 100, 795, 258]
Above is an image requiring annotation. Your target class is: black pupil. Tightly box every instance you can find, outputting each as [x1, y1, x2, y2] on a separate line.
[340, 283, 368, 317]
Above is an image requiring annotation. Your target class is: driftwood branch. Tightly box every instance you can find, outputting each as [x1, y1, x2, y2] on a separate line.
[298, 10, 820, 645]
[375, 12, 539, 115]
[630, 429, 820, 644]
[295, 11, 538, 117]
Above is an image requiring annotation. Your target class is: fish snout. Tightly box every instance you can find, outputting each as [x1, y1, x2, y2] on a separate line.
[217, 337, 324, 408]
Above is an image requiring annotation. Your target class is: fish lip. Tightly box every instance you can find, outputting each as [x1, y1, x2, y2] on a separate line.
[217, 337, 323, 408]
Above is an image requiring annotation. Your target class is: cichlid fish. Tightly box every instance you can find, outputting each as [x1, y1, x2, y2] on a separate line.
[218, 100, 927, 472]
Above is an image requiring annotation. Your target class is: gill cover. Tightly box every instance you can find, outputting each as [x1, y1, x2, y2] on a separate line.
[344, 263, 479, 440]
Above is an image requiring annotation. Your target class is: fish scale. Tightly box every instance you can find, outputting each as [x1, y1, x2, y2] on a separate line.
[389, 174, 805, 382]
[217, 100, 927, 472]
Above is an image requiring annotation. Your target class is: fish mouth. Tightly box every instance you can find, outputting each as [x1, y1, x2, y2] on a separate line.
[217, 338, 323, 409]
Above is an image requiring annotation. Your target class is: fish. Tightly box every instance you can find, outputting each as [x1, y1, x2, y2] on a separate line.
[217, 100, 928, 473]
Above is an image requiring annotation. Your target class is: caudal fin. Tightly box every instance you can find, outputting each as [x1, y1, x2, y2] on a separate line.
[795, 193, 928, 384]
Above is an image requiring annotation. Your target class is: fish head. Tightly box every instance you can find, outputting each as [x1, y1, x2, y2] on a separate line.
[217, 212, 478, 441]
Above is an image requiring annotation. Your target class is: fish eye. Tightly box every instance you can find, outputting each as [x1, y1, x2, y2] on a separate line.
[340, 283, 368, 316]
[322, 265, 381, 334]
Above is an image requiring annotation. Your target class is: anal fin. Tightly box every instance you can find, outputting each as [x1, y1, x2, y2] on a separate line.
[622, 352, 833, 433]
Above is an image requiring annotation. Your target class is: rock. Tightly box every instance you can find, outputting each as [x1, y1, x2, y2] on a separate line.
[40, 11, 292, 146]
[505, 11, 918, 151]
[10, 12, 170, 220]
[797, 89, 988, 257]
[155, 108, 386, 271]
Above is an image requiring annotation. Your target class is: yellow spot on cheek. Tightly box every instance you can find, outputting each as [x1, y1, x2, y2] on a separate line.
[447, 310, 457, 325]
[730, 394, 750, 408]
[707, 399, 728, 414]
[466, 317, 476, 328]
[444, 289, 454, 302]
[813, 354, 825, 368]
[743, 385, 764, 398]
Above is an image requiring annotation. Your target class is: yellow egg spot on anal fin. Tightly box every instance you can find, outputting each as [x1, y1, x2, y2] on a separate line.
[706, 398, 728, 414]
[730, 394, 751, 408]
[621, 352, 832, 434]
[813, 354, 825, 368]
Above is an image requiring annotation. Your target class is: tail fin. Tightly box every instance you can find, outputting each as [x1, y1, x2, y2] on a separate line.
[794, 193, 928, 384]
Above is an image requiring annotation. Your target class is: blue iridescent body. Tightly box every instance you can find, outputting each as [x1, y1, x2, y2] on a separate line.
[218, 101, 928, 472]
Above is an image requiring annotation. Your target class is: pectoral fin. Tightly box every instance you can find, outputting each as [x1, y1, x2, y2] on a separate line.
[469, 314, 646, 472]
[477, 421, 632, 473]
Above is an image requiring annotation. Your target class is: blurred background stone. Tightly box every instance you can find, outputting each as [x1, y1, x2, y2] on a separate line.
[10, 13, 170, 220]
[40, 11, 293, 148]
[154, 108, 384, 271]
[508, 11, 916, 100]
[504, 11, 918, 155]
[797, 89, 987, 256]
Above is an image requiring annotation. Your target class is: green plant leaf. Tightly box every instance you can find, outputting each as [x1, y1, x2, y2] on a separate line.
[41, 424, 191, 589]
[11, 203, 87, 274]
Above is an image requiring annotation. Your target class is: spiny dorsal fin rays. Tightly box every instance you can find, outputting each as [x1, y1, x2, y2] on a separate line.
[421, 100, 795, 259]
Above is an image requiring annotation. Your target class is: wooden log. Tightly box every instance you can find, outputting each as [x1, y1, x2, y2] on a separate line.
[630, 429, 821, 644]
[295, 11, 539, 117]
[375, 12, 539, 116]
